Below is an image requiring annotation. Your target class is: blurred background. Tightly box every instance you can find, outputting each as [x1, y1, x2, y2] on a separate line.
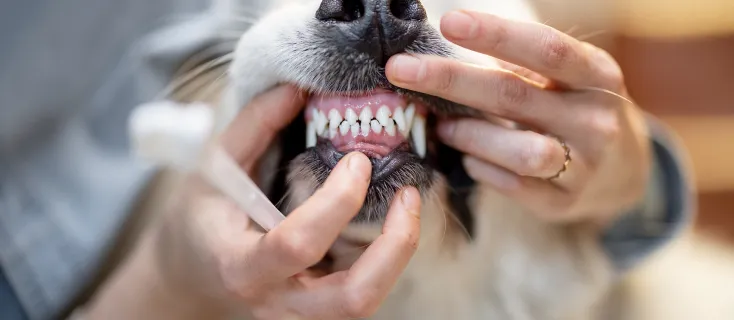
[532, 0, 734, 244]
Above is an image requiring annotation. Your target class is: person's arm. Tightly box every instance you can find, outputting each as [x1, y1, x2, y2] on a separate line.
[600, 114, 696, 274]
[74, 234, 231, 320]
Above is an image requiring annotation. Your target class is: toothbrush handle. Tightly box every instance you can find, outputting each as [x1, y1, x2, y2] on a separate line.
[200, 146, 286, 231]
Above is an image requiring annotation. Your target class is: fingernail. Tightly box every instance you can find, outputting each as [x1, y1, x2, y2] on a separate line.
[346, 152, 372, 182]
[388, 55, 424, 83]
[437, 121, 456, 140]
[441, 11, 478, 40]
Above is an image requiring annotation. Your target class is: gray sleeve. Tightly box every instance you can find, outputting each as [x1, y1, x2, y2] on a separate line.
[600, 114, 696, 274]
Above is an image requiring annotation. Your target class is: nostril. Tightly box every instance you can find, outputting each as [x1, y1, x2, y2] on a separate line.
[316, 0, 365, 22]
[389, 0, 426, 21]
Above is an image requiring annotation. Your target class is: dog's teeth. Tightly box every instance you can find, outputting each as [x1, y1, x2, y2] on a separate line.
[370, 120, 382, 134]
[361, 121, 370, 136]
[346, 108, 358, 125]
[376, 105, 391, 126]
[306, 122, 317, 148]
[350, 123, 359, 137]
[384, 120, 396, 137]
[316, 111, 327, 135]
[411, 115, 426, 158]
[405, 103, 416, 133]
[329, 109, 342, 131]
[393, 106, 407, 136]
[339, 121, 350, 136]
[329, 128, 337, 139]
[359, 107, 373, 124]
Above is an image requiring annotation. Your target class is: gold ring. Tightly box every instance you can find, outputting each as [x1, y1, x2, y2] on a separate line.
[546, 135, 571, 181]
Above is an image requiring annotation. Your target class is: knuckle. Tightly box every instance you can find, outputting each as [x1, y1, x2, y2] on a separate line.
[518, 137, 559, 176]
[589, 110, 621, 144]
[495, 74, 530, 113]
[432, 62, 458, 93]
[481, 21, 508, 51]
[277, 233, 323, 267]
[455, 122, 484, 150]
[391, 231, 420, 253]
[342, 288, 380, 318]
[539, 29, 574, 70]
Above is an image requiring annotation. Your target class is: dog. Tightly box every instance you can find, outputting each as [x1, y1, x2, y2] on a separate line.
[109, 0, 734, 319]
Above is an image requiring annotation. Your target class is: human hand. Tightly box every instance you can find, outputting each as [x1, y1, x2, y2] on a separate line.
[385, 10, 651, 225]
[152, 85, 422, 320]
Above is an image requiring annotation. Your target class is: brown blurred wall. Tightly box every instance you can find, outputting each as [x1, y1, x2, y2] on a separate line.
[532, 0, 734, 242]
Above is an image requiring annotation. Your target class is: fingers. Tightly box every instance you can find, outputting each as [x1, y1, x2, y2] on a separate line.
[221, 85, 307, 172]
[437, 119, 568, 179]
[253, 152, 373, 282]
[283, 187, 422, 319]
[438, 10, 622, 89]
[387, 54, 575, 132]
[462, 157, 581, 222]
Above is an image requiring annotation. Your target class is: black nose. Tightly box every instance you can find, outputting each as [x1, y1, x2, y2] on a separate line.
[316, 0, 427, 67]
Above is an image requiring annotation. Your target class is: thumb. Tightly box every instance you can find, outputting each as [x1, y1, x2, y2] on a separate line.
[220, 85, 307, 172]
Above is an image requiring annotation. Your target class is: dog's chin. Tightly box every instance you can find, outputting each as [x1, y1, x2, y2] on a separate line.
[286, 88, 438, 226]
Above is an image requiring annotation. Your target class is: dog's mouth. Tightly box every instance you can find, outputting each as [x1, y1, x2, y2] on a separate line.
[304, 88, 430, 182]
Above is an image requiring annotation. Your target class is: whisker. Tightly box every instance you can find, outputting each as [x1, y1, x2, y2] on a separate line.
[575, 29, 610, 42]
[161, 52, 234, 100]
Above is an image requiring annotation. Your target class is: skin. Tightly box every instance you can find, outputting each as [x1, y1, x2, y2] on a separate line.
[84, 85, 422, 320]
[386, 10, 652, 227]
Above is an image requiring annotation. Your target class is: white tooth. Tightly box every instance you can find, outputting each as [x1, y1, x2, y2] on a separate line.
[310, 108, 319, 123]
[339, 121, 350, 136]
[329, 109, 342, 131]
[306, 122, 317, 148]
[393, 106, 406, 135]
[329, 128, 337, 139]
[359, 107, 373, 124]
[384, 120, 396, 137]
[350, 123, 359, 137]
[370, 120, 382, 134]
[376, 105, 392, 126]
[345, 108, 358, 125]
[316, 111, 328, 135]
[361, 121, 370, 136]
[411, 115, 426, 158]
[405, 103, 416, 133]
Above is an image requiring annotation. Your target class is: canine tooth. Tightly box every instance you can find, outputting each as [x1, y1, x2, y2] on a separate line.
[393, 107, 407, 135]
[316, 111, 327, 135]
[339, 121, 350, 136]
[329, 109, 342, 131]
[370, 120, 382, 134]
[345, 108, 358, 125]
[384, 120, 396, 136]
[361, 121, 370, 136]
[405, 103, 416, 133]
[411, 115, 426, 158]
[329, 128, 337, 139]
[350, 123, 359, 137]
[306, 122, 317, 148]
[376, 105, 392, 126]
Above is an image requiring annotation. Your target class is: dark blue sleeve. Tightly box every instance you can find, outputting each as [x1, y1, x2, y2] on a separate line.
[600, 115, 696, 274]
[0, 268, 29, 320]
